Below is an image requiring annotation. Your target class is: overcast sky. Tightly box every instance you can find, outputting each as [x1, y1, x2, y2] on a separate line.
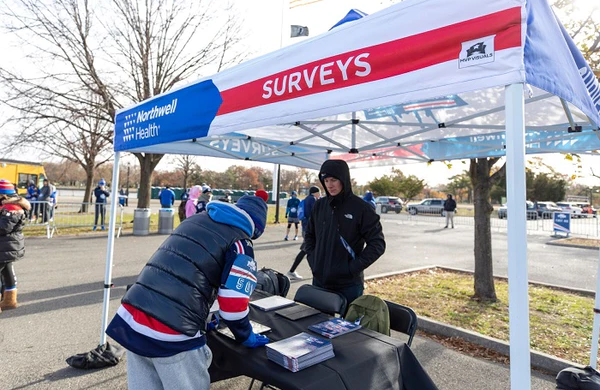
[1, 0, 599, 187]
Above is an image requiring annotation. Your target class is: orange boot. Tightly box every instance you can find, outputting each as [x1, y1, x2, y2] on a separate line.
[0, 289, 17, 310]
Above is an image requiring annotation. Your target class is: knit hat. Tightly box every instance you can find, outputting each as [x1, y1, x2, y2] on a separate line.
[291, 190, 297, 196]
[0, 179, 16, 195]
[309, 186, 320, 194]
[99, 178, 106, 186]
[236, 195, 267, 239]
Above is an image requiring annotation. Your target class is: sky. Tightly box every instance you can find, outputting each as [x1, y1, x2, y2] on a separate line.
[1, 0, 599, 188]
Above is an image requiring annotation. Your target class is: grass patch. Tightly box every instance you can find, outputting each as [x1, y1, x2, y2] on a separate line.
[366, 268, 594, 365]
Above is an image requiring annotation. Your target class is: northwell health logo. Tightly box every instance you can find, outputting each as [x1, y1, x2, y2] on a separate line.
[121, 99, 178, 144]
[459, 35, 496, 68]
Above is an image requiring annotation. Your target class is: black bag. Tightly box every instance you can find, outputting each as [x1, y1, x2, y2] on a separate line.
[556, 366, 600, 389]
[255, 268, 290, 298]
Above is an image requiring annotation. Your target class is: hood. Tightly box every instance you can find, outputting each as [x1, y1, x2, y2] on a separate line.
[189, 185, 202, 200]
[363, 192, 374, 202]
[318, 159, 353, 201]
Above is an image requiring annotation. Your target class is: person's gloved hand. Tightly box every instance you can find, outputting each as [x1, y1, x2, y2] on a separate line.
[242, 332, 270, 348]
[206, 315, 220, 332]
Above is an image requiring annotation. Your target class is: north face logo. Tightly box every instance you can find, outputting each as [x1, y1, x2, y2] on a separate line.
[344, 214, 353, 220]
[466, 42, 486, 57]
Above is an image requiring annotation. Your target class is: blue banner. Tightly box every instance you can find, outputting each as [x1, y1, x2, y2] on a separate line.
[114, 80, 222, 151]
[329, 9, 368, 30]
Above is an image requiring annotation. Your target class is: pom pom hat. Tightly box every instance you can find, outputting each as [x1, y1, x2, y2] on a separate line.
[254, 189, 269, 203]
[236, 194, 267, 239]
[0, 179, 16, 195]
[99, 178, 106, 186]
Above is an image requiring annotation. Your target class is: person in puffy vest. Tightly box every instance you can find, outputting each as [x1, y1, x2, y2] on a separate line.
[106, 191, 270, 390]
[0, 179, 31, 312]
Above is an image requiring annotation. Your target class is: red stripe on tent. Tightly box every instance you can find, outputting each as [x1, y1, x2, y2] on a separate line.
[122, 303, 181, 335]
[217, 7, 521, 116]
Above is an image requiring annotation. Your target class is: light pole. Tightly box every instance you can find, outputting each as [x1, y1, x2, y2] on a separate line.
[126, 163, 130, 207]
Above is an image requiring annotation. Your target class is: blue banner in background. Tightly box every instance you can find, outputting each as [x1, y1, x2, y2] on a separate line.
[553, 212, 571, 236]
[114, 80, 222, 151]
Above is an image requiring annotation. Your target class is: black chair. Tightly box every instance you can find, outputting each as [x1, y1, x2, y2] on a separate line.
[385, 300, 418, 346]
[293, 284, 348, 316]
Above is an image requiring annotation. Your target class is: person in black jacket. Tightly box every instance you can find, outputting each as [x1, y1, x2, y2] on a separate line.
[304, 160, 385, 309]
[0, 179, 31, 312]
[93, 178, 110, 231]
[443, 194, 457, 229]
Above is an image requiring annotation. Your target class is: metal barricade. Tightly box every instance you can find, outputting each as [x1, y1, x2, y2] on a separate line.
[24, 201, 123, 239]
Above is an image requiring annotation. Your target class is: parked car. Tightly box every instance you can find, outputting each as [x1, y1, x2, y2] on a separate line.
[406, 198, 445, 215]
[497, 201, 538, 220]
[555, 202, 584, 218]
[534, 201, 562, 218]
[374, 196, 403, 213]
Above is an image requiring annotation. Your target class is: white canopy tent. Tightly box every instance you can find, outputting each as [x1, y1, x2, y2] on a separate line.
[99, 0, 600, 388]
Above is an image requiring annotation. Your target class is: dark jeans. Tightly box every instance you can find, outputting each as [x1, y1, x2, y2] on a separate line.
[94, 203, 107, 227]
[312, 278, 364, 314]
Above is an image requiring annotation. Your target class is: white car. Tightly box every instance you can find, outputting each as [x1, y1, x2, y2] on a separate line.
[555, 202, 584, 218]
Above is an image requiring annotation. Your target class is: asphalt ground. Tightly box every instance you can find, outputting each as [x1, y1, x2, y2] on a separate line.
[4, 214, 595, 389]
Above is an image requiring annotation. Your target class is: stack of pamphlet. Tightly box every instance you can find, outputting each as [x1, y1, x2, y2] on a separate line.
[266, 332, 334, 372]
[308, 317, 362, 339]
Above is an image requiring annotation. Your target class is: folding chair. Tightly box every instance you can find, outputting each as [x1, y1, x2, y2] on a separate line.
[385, 300, 418, 346]
[293, 284, 348, 316]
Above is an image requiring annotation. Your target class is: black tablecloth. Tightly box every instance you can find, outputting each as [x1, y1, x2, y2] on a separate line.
[207, 292, 439, 390]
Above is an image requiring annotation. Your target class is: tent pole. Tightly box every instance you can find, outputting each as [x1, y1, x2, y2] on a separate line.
[275, 164, 281, 223]
[99, 151, 121, 346]
[589, 247, 600, 367]
[505, 83, 531, 389]
[351, 111, 357, 149]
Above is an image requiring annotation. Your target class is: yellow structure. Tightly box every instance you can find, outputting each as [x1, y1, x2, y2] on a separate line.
[0, 159, 47, 195]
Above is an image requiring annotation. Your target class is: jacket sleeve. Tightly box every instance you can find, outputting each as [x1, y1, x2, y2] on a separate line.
[185, 200, 196, 218]
[217, 241, 256, 343]
[303, 203, 317, 256]
[349, 206, 386, 276]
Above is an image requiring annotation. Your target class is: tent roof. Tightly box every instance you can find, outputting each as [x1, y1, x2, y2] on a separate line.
[113, 0, 600, 169]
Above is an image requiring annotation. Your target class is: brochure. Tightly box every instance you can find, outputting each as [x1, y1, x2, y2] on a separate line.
[308, 317, 362, 339]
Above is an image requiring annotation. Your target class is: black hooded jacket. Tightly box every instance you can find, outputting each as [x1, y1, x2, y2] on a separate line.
[304, 160, 385, 288]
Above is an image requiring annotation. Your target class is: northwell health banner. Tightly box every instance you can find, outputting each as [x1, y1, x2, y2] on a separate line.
[114, 0, 526, 152]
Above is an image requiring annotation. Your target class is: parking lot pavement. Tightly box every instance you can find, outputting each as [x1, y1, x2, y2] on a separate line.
[1, 222, 558, 389]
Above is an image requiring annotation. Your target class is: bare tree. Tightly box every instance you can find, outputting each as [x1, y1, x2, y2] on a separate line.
[0, 0, 245, 208]
[173, 155, 198, 190]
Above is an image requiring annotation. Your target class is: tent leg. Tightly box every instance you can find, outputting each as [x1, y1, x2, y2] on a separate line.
[505, 83, 531, 390]
[99, 151, 121, 346]
[590, 247, 600, 367]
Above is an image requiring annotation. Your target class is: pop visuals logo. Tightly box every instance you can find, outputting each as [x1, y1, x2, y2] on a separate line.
[459, 35, 496, 69]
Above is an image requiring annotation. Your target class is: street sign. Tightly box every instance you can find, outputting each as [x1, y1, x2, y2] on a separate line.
[553, 212, 571, 236]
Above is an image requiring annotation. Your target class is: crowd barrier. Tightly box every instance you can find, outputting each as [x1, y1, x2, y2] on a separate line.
[24, 201, 124, 239]
[390, 209, 599, 238]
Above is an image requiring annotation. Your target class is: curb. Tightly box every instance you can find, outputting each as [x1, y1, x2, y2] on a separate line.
[366, 266, 584, 375]
[546, 240, 600, 251]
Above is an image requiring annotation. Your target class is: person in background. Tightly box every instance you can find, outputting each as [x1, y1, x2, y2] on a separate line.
[37, 179, 55, 223]
[362, 191, 376, 210]
[304, 160, 386, 308]
[106, 191, 270, 390]
[287, 186, 321, 280]
[443, 194, 457, 229]
[196, 186, 212, 214]
[219, 191, 232, 203]
[25, 181, 39, 222]
[119, 187, 127, 207]
[0, 179, 31, 312]
[158, 185, 175, 209]
[284, 191, 300, 241]
[93, 178, 110, 231]
[49, 185, 57, 220]
[178, 188, 189, 223]
[185, 185, 202, 219]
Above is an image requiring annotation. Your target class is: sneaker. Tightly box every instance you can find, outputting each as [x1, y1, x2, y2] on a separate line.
[92, 226, 97, 231]
[286, 271, 303, 280]
[444, 226, 448, 229]
[284, 236, 289, 241]
[293, 235, 298, 240]
[101, 226, 106, 231]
